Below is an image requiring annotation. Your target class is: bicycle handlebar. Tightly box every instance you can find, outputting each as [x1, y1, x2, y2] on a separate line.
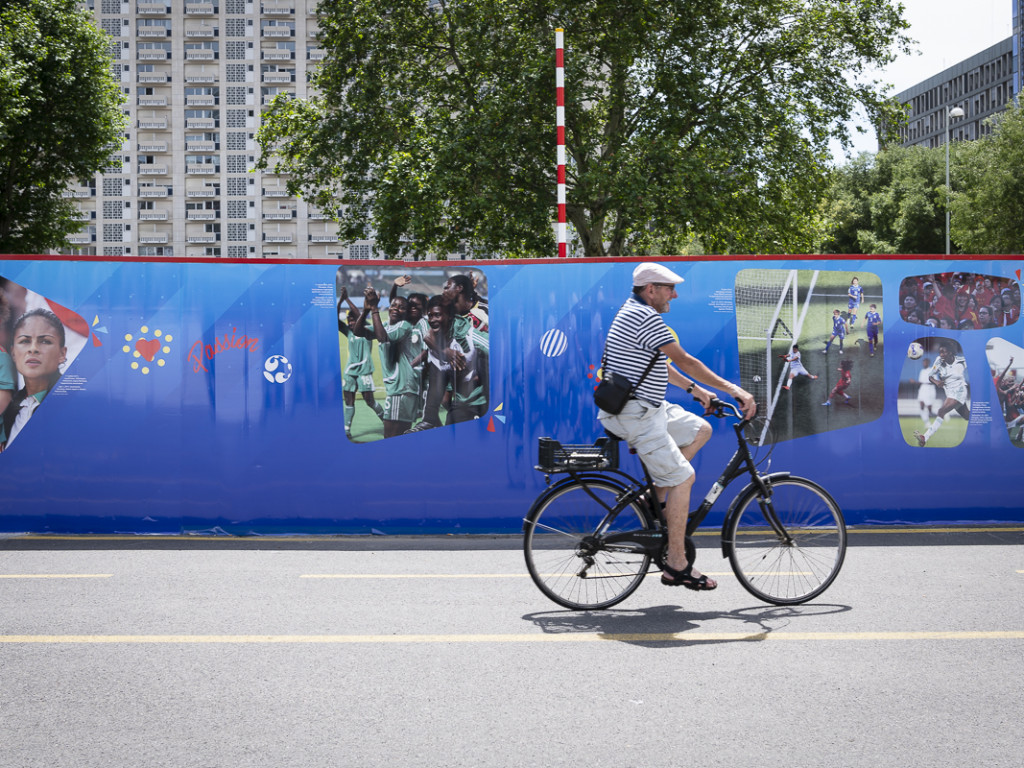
[706, 398, 747, 424]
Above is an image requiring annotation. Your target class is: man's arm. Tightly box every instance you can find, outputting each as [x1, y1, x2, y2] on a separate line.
[659, 341, 756, 418]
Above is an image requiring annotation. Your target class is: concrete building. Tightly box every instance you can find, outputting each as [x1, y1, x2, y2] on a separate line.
[894, 37, 1016, 148]
[65, 0, 376, 260]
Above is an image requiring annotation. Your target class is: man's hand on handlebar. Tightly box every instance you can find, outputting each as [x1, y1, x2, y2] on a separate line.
[733, 387, 757, 420]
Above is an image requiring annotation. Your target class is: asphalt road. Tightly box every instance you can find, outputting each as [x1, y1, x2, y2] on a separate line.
[2, 530, 1023, 768]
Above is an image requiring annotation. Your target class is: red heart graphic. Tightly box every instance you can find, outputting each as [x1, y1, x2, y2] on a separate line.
[135, 338, 160, 362]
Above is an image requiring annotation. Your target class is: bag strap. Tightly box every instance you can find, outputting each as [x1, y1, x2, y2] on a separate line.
[600, 347, 660, 396]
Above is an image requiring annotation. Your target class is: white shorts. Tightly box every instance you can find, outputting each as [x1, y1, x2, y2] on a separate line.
[942, 381, 968, 404]
[597, 399, 707, 487]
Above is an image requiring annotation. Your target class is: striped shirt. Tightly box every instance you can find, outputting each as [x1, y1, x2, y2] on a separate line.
[603, 296, 672, 405]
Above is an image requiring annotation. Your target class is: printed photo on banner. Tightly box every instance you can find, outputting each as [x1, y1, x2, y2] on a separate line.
[898, 271, 1020, 330]
[898, 337, 970, 449]
[335, 266, 489, 443]
[0, 276, 88, 453]
[985, 337, 1024, 450]
[734, 269, 883, 445]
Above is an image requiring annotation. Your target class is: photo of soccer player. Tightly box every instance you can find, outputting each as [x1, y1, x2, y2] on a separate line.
[897, 337, 970, 449]
[335, 267, 489, 443]
[985, 337, 1024, 449]
[735, 269, 883, 445]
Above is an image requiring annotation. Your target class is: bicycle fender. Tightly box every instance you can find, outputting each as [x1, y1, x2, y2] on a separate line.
[522, 474, 632, 532]
[719, 471, 792, 559]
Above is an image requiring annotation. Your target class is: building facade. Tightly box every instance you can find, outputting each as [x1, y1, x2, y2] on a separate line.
[894, 37, 1016, 149]
[65, 0, 379, 260]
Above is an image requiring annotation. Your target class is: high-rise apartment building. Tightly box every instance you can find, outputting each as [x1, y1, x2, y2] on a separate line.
[65, 0, 375, 260]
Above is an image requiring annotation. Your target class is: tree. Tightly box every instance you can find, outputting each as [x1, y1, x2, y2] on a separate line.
[821, 145, 947, 254]
[258, 0, 910, 259]
[950, 102, 1024, 254]
[0, 0, 126, 254]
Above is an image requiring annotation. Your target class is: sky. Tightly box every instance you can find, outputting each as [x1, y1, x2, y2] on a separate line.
[832, 0, 1013, 162]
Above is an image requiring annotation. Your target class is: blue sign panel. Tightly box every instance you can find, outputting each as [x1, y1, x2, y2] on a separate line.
[0, 255, 1021, 533]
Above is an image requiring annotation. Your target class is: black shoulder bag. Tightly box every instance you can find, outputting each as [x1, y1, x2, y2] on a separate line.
[593, 350, 659, 415]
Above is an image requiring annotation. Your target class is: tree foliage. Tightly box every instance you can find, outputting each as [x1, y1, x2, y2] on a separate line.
[0, 0, 126, 254]
[258, 0, 910, 258]
[821, 145, 947, 254]
[950, 102, 1024, 254]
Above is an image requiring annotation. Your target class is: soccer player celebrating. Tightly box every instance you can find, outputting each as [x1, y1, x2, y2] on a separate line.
[337, 289, 385, 440]
[914, 343, 970, 447]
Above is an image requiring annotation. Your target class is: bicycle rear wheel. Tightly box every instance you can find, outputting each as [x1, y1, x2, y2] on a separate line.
[726, 477, 846, 605]
[524, 479, 654, 610]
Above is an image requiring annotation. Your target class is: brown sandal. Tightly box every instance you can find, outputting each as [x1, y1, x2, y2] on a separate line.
[661, 563, 717, 591]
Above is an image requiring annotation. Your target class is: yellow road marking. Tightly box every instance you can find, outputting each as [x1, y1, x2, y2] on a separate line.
[0, 574, 112, 579]
[1, 631, 1023, 644]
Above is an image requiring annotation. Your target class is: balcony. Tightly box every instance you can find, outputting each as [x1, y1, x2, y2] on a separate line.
[308, 49, 326, 61]
[185, 27, 218, 39]
[187, 235, 219, 243]
[310, 235, 338, 243]
[138, 142, 168, 152]
[261, 72, 294, 83]
[138, 51, 169, 61]
[138, 210, 169, 221]
[187, 210, 219, 220]
[139, 233, 170, 244]
[185, 74, 217, 84]
[184, 2, 216, 14]
[185, 50, 216, 61]
[262, 3, 294, 15]
[187, 188, 219, 197]
[137, 28, 170, 38]
[263, 211, 294, 220]
[186, 95, 217, 106]
[137, 96, 168, 107]
[186, 141, 217, 152]
[262, 50, 293, 61]
[186, 165, 219, 174]
[262, 188, 289, 197]
[62, 188, 94, 199]
[138, 165, 168, 175]
[67, 234, 95, 244]
[264, 234, 293, 243]
[185, 118, 217, 129]
[138, 73, 170, 83]
[137, 3, 169, 14]
[262, 27, 293, 38]
[138, 186, 170, 197]
[138, 119, 168, 129]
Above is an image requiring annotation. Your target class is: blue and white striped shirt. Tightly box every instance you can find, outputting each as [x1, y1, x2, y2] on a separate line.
[603, 296, 673, 405]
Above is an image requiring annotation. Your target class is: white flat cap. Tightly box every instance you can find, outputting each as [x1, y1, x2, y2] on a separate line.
[632, 262, 685, 286]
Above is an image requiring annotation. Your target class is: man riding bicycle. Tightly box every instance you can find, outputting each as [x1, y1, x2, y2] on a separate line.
[597, 263, 757, 591]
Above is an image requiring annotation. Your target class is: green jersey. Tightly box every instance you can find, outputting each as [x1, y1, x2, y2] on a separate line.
[344, 329, 375, 377]
[379, 320, 418, 396]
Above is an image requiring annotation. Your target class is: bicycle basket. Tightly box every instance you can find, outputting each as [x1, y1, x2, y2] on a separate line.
[536, 437, 619, 472]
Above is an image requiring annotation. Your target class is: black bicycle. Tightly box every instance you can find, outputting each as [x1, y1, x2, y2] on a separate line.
[523, 399, 847, 610]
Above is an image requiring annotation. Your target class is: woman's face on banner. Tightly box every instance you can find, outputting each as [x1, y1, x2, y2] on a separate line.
[13, 315, 67, 382]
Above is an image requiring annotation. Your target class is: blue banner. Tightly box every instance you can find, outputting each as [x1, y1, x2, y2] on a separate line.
[0, 255, 1021, 534]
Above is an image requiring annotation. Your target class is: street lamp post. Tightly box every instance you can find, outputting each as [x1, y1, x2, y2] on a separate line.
[945, 106, 965, 255]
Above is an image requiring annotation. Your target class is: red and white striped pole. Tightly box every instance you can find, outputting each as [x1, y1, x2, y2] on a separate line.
[555, 28, 567, 258]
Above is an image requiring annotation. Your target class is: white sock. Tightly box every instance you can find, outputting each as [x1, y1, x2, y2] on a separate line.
[923, 415, 944, 441]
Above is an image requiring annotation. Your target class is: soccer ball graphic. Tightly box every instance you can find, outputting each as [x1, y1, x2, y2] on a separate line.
[263, 354, 293, 383]
[907, 342, 924, 360]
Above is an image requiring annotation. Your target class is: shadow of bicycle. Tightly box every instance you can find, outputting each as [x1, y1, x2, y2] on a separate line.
[521, 602, 852, 648]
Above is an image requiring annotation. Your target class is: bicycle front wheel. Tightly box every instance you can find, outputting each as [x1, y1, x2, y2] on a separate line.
[726, 477, 846, 605]
[524, 479, 654, 610]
